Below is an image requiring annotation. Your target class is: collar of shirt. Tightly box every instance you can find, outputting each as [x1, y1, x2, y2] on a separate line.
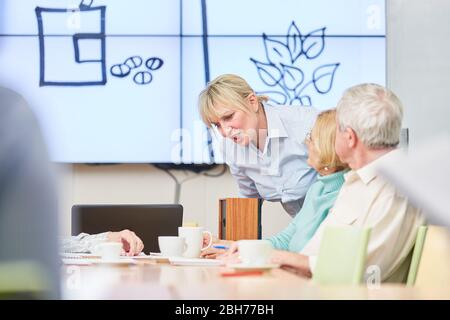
[317, 170, 347, 193]
[356, 161, 378, 185]
[263, 103, 289, 139]
[250, 103, 289, 157]
[344, 149, 402, 185]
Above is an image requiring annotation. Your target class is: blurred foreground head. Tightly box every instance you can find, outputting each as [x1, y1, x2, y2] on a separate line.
[0, 87, 59, 299]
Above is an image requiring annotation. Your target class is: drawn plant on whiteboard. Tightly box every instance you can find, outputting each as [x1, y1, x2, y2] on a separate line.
[250, 21, 340, 106]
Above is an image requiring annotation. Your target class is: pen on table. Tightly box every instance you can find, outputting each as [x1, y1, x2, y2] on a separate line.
[212, 245, 229, 250]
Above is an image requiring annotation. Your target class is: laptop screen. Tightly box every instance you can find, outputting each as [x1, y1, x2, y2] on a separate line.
[71, 204, 183, 253]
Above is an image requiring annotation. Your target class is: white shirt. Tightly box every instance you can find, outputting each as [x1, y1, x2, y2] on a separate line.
[301, 149, 425, 282]
[218, 103, 319, 217]
[61, 232, 108, 253]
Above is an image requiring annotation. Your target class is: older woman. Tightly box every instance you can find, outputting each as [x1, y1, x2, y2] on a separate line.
[267, 109, 348, 252]
[202, 109, 348, 257]
[199, 74, 318, 217]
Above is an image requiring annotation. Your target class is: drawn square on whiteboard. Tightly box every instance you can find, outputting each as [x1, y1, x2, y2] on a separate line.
[35, 6, 106, 86]
[74, 35, 103, 63]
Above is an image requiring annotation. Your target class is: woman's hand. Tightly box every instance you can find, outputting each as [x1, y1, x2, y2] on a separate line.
[200, 236, 236, 259]
[220, 241, 239, 257]
[107, 229, 144, 256]
[202, 233, 219, 249]
[217, 251, 241, 264]
[270, 250, 312, 278]
[208, 241, 240, 263]
[200, 246, 227, 259]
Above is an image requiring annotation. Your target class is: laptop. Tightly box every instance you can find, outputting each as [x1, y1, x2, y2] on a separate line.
[71, 204, 183, 253]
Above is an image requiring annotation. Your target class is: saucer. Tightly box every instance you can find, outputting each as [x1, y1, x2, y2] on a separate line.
[92, 258, 136, 265]
[227, 263, 280, 271]
[169, 257, 224, 266]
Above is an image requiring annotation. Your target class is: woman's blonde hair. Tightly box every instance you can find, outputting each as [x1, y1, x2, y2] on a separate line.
[198, 74, 268, 127]
[311, 109, 348, 172]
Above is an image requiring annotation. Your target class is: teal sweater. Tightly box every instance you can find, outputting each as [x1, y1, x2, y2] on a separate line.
[267, 170, 346, 252]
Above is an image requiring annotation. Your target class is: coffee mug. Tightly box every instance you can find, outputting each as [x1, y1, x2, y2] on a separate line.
[158, 236, 186, 257]
[178, 227, 212, 258]
[94, 242, 122, 261]
[238, 240, 273, 266]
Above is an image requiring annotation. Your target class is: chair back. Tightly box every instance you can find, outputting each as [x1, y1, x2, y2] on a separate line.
[312, 226, 371, 285]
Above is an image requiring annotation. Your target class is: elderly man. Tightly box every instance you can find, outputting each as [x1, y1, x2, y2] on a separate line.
[270, 83, 424, 282]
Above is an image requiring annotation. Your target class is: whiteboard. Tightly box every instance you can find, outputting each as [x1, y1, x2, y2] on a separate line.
[0, 0, 385, 163]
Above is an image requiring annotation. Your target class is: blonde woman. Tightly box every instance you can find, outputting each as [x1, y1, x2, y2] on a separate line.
[202, 109, 348, 258]
[199, 74, 318, 217]
[267, 109, 348, 251]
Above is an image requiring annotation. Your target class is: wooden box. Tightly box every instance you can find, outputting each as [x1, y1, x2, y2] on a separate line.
[218, 198, 262, 240]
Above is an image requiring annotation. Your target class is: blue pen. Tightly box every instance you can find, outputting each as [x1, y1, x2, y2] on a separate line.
[212, 245, 229, 250]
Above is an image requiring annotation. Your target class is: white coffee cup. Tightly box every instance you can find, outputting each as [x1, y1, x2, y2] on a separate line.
[158, 236, 186, 257]
[95, 242, 122, 261]
[238, 240, 273, 266]
[178, 227, 212, 258]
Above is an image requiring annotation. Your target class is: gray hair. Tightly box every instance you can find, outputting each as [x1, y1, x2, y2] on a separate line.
[336, 83, 403, 148]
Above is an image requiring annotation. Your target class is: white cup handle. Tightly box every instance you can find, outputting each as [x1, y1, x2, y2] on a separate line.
[182, 238, 188, 254]
[201, 231, 213, 251]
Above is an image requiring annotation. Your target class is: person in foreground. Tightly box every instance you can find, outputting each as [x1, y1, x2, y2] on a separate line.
[202, 109, 349, 257]
[267, 83, 424, 282]
[62, 229, 144, 256]
[0, 86, 60, 298]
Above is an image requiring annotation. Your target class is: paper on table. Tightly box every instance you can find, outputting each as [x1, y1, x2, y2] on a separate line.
[62, 258, 93, 265]
[60, 252, 100, 259]
[127, 253, 170, 263]
[169, 257, 225, 266]
[92, 258, 137, 265]
[128, 253, 157, 259]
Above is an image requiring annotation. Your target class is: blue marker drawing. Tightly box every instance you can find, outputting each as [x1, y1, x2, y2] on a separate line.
[79, 0, 94, 10]
[110, 64, 131, 78]
[145, 57, 164, 71]
[110, 55, 164, 86]
[110, 56, 142, 79]
[250, 21, 340, 106]
[201, 0, 215, 163]
[124, 56, 143, 69]
[35, 5, 106, 87]
[133, 71, 153, 85]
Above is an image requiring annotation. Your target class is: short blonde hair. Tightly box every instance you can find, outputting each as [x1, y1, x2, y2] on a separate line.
[336, 83, 403, 148]
[311, 109, 348, 171]
[198, 74, 268, 127]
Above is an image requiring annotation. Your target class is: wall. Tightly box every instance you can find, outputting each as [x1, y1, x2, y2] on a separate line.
[387, 0, 450, 150]
[56, 164, 291, 238]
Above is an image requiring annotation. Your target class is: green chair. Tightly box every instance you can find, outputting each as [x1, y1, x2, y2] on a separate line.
[312, 226, 371, 286]
[406, 225, 428, 286]
[0, 261, 51, 299]
[414, 225, 450, 288]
